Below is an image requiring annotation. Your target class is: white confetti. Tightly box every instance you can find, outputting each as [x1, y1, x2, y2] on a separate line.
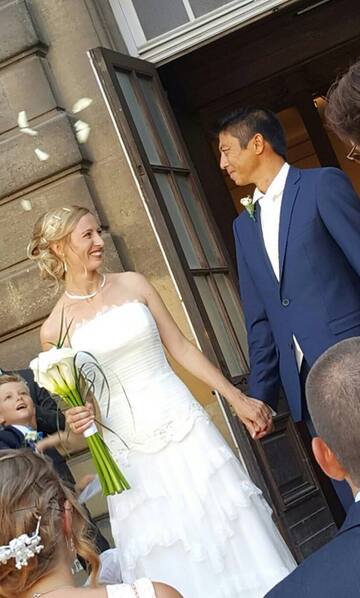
[34, 148, 49, 161]
[17, 110, 29, 129]
[74, 119, 91, 144]
[72, 97, 93, 113]
[20, 199, 32, 211]
[21, 127, 38, 137]
[17, 111, 38, 136]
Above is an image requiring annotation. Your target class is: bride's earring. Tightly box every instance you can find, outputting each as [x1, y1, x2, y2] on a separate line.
[66, 535, 83, 574]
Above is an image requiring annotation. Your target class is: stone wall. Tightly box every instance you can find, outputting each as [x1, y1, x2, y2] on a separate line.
[0, 0, 197, 368]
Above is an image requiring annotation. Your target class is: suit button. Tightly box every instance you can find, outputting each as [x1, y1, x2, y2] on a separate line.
[282, 298, 290, 307]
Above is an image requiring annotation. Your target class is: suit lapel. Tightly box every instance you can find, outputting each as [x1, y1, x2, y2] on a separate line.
[278, 167, 301, 283]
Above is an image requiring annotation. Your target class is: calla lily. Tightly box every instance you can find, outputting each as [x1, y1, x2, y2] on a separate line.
[30, 347, 130, 496]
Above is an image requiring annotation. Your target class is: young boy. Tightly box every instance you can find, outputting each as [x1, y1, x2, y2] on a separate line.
[0, 373, 110, 553]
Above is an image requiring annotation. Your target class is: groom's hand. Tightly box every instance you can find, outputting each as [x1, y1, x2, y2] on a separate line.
[232, 394, 273, 439]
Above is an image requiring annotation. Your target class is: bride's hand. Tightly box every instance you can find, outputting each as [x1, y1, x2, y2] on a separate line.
[232, 394, 273, 439]
[65, 403, 95, 435]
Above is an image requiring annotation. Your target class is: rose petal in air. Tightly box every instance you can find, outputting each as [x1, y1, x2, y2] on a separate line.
[74, 120, 91, 144]
[34, 148, 49, 161]
[17, 111, 38, 136]
[17, 111, 29, 128]
[21, 127, 38, 137]
[72, 97, 93, 113]
[20, 199, 32, 211]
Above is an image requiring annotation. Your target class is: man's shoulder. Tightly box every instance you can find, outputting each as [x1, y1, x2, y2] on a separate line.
[267, 526, 360, 597]
[296, 165, 348, 184]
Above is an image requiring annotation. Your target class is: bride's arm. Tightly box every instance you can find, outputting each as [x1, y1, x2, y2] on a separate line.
[135, 273, 272, 439]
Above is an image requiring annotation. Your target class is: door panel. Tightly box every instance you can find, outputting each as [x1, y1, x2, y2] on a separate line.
[89, 47, 338, 559]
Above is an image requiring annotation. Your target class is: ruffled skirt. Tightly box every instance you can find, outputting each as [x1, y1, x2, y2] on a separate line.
[107, 418, 296, 598]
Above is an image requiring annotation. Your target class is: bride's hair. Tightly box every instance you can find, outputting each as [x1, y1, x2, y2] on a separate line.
[0, 450, 99, 597]
[27, 205, 90, 283]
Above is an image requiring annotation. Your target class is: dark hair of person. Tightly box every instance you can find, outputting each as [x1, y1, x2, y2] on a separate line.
[214, 107, 287, 160]
[306, 337, 360, 487]
[326, 61, 360, 146]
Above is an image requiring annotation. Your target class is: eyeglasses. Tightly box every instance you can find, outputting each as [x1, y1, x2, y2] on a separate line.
[346, 144, 360, 163]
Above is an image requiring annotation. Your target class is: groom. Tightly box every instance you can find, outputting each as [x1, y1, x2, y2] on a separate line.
[216, 107, 360, 510]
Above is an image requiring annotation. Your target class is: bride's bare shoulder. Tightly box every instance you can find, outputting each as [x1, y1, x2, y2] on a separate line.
[110, 271, 150, 291]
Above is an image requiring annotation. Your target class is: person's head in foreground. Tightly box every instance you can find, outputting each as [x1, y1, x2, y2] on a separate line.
[306, 337, 360, 497]
[216, 107, 287, 189]
[0, 374, 35, 429]
[326, 60, 360, 157]
[0, 450, 182, 598]
[265, 338, 360, 597]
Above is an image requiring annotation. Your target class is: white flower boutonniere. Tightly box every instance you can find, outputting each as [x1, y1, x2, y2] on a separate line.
[240, 196, 256, 221]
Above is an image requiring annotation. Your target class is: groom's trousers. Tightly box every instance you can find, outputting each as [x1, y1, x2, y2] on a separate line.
[297, 360, 353, 519]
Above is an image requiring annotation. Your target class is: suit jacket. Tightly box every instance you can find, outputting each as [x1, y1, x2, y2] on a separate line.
[265, 500, 360, 597]
[233, 166, 360, 420]
[0, 367, 65, 434]
[0, 425, 75, 487]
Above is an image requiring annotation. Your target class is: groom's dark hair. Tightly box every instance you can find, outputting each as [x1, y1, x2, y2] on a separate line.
[215, 107, 287, 160]
[306, 338, 360, 487]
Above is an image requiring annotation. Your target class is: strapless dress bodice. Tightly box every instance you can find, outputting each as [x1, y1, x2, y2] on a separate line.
[71, 302, 208, 456]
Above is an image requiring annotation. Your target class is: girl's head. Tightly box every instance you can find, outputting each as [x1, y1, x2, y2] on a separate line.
[27, 206, 104, 284]
[0, 449, 99, 597]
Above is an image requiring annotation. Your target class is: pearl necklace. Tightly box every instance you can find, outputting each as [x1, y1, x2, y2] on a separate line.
[64, 273, 106, 301]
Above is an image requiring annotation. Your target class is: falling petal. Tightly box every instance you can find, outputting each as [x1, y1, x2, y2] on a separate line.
[17, 111, 29, 129]
[21, 199, 32, 211]
[72, 97, 93, 113]
[21, 127, 38, 137]
[20, 199, 33, 211]
[34, 148, 49, 161]
[74, 120, 91, 144]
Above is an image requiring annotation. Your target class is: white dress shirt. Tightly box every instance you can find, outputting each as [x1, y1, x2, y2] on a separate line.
[253, 162, 303, 371]
[355, 490, 360, 502]
[12, 424, 32, 435]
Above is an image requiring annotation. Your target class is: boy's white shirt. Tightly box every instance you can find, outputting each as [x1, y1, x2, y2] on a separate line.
[11, 424, 32, 434]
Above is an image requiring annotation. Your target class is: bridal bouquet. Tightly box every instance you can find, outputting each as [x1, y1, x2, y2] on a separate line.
[30, 347, 130, 496]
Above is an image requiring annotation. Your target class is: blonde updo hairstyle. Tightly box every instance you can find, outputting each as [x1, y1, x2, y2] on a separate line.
[27, 205, 90, 284]
[0, 450, 99, 597]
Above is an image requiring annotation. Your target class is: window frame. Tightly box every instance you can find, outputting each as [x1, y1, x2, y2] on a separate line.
[109, 0, 294, 64]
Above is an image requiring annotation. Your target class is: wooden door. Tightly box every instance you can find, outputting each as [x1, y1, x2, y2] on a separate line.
[89, 47, 339, 560]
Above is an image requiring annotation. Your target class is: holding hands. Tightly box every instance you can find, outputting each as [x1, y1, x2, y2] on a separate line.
[231, 391, 274, 439]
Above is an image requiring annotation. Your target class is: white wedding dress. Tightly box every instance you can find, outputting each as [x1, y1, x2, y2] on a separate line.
[106, 578, 155, 597]
[72, 302, 296, 598]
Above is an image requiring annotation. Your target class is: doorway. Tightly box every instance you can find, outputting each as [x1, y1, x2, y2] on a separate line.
[157, 0, 360, 551]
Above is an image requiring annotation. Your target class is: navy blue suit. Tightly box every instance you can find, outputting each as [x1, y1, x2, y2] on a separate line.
[0, 425, 75, 486]
[234, 166, 360, 421]
[265, 499, 360, 597]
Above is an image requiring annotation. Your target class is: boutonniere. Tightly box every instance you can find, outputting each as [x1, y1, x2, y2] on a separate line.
[240, 196, 256, 221]
[24, 430, 43, 449]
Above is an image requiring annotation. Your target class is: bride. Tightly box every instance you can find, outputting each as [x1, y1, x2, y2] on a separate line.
[28, 205, 296, 597]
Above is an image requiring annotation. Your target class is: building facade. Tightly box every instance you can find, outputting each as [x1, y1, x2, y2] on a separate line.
[1, 0, 360, 558]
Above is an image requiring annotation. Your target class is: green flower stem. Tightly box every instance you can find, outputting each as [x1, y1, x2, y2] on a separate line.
[54, 387, 130, 496]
